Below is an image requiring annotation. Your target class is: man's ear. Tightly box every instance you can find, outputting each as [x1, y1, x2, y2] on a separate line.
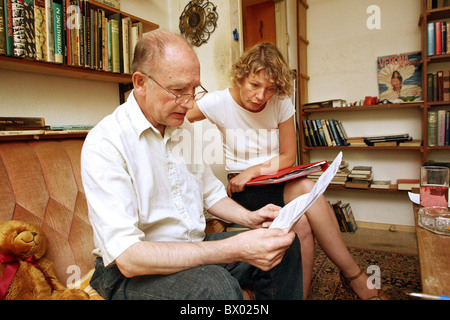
[132, 72, 147, 97]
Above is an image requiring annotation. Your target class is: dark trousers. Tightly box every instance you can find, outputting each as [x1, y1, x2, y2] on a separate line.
[90, 231, 303, 300]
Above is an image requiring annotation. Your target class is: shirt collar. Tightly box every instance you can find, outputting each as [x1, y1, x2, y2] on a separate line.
[126, 90, 183, 140]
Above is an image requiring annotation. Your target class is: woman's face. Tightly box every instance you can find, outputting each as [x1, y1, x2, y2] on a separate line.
[238, 70, 277, 112]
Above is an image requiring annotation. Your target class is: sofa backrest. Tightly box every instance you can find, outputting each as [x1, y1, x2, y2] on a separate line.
[0, 139, 94, 284]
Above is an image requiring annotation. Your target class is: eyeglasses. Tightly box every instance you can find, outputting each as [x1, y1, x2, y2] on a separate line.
[141, 72, 208, 105]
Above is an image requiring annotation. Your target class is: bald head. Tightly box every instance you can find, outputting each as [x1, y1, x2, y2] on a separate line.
[132, 30, 197, 75]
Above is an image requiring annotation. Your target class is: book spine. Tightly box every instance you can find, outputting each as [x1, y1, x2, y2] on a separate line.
[0, 0, 4, 55]
[23, 0, 34, 59]
[320, 119, 333, 146]
[307, 119, 318, 147]
[329, 119, 342, 146]
[302, 120, 312, 147]
[436, 21, 442, 55]
[428, 22, 435, 56]
[427, 110, 438, 146]
[53, 0, 63, 63]
[315, 119, 327, 146]
[44, 0, 54, 62]
[446, 111, 450, 146]
[437, 109, 447, 146]
[34, 0, 46, 60]
[12, 0, 25, 57]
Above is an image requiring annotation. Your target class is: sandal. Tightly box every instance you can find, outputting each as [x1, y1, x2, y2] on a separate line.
[340, 270, 390, 300]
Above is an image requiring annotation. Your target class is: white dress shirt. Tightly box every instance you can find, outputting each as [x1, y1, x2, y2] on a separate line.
[81, 91, 227, 266]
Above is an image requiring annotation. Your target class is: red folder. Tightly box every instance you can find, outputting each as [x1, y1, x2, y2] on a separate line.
[246, 160, 329, 186]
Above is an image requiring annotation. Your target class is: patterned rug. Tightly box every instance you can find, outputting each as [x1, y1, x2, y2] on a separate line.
[307, 246, 422, 300]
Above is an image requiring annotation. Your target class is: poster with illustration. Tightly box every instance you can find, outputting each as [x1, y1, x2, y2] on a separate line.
[377, 52, 422, 103]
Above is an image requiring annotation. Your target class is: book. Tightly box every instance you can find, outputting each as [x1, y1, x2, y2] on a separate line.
[34, 0, 47, 61]
[44, 0, 54, 62]
[377, 52, 422, 103]
[4, 0, 13, 55]
[350, 166, 372, 175]
[246, 160, 329, 186]
[11, 0, 25, 57]
[303, 99, 346, 109]
[428, 110, 438, 146]
[98, 0, 120, 10]
[437, 109, 447, 146]
[23, 0, 35, 59]
[53, 0, 63, 63]
[0, 116, 45, 127]
[345, 179, 370, 189]
[331, 201, 357, 233]
[341, 203, 357, 233]
[397, 179, 420, 191]
[398, 140, 422, 147]
[0, 129, 45, 135]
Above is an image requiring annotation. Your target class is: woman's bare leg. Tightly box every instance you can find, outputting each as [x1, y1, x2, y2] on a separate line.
[292, 215, 315, 296]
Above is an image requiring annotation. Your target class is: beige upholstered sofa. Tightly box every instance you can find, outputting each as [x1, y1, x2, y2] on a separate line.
[0, 138, 250, 300]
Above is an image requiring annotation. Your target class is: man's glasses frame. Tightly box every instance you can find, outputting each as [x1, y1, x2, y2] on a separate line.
[141, 72, 208, 105]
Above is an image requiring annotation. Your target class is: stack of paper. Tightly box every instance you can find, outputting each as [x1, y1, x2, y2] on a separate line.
[270, 152, 343, 231]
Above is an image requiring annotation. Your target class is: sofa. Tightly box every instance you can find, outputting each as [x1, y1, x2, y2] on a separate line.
[0, 137, 250, 300]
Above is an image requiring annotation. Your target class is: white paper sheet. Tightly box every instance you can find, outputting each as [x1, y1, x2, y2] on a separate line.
[269, 152, 343, 231]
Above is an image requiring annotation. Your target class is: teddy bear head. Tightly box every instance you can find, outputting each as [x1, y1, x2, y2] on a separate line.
[0, 221, 47, 260]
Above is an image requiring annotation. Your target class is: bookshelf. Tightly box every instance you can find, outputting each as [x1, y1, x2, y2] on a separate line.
[0, 0, 159, 102]
[298, 0, 450, 194]
[420, 0, 450, 156]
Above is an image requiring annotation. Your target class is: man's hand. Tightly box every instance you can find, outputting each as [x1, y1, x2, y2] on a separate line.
[245, 203, 281, 229]
[231, 228, 296, 271]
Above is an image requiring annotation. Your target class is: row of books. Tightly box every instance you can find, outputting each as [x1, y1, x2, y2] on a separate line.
[330, 201, 357, 233]
[427, 71, 450, 102]
[0, 116, 93, 136]
[427, 109, 450, 146]
[302, 119, 348, 147]
[0, 0, 141, 74]
[427, 21, 450, 56]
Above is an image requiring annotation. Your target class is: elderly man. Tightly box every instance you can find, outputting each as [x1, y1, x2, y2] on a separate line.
[81, 30, 302, 300]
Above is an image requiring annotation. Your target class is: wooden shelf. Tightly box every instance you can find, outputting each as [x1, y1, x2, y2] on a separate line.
[302, 103, 422, 114]
[327, 184, 403, 192]
[0, 0, 159, 84]
[304, 145, 423, 151]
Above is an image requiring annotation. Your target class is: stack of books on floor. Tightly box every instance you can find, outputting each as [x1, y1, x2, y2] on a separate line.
[345, 166, 373, 189]
[330, 201, 357, 233]
[308, 159, 350, 186]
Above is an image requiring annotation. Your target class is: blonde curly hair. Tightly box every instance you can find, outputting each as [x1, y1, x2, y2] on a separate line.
[231, 42, 295, 97]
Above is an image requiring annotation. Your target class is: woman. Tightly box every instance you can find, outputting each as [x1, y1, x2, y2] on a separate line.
[188, 42, 388, 300]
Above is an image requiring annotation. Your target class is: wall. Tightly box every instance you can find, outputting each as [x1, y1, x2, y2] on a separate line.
[307, 0, 422, 226]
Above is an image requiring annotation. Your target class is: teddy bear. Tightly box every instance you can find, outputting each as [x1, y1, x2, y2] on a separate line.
[0, 220, 90, 300]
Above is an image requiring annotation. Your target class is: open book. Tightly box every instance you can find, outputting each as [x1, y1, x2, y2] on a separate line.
[246, 160, 329, 186]
[269, 152, 343, 231]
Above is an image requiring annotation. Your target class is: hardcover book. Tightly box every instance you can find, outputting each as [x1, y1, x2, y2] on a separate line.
[246, 160, 329, 186]
[377, 52, 422, 103]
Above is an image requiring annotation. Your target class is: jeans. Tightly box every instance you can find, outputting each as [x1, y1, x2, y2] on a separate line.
[90, 231, 303, 300]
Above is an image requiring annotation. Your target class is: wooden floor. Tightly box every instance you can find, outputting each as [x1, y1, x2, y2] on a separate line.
[341, 226, 418, 255]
